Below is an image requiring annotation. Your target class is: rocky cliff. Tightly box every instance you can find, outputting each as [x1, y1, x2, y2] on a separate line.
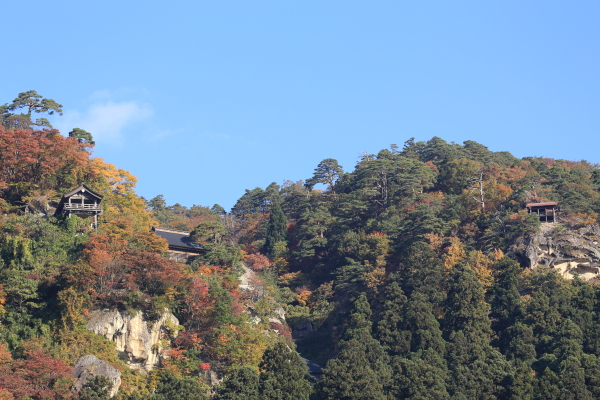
[513, 223, 600, 280]
[87, 309, 179, 372]
[72, 355, 122, 397]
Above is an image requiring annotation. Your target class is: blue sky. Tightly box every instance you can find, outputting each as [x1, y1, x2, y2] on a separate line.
[2, 1, 599, 209]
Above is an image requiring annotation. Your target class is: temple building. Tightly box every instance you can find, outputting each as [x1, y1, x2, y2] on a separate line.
[526, 202, 558, 223]
[151, 226, 204, 263]
[54, 184, 103, 230]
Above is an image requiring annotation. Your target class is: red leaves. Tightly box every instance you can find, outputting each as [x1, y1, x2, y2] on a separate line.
[81, 234, 185, 307]
[0, 127, 91, 202]
[0, 342, 74, 400]
[243, 252, 273, 272]
[120, 250, 184, 296]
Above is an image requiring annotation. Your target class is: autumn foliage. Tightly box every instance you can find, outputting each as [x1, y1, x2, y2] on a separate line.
[0, 127, 92, 203]
[0, 343, 73, 400]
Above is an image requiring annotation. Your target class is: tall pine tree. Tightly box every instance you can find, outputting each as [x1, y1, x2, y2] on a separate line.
[443, 264, 511, 399]
[214, 366, 260, 400]
[317, 294, 391, 400]
[264, 200, 287, 257]
[258, 342, 311, 400]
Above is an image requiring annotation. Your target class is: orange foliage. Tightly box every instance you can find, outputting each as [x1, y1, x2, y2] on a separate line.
[0, 342, 74, 400]
[443, 237, 466, 270]
[296, 290, 313, 306]
[0, 127, 92, 202]
[244, 253, 273, 272]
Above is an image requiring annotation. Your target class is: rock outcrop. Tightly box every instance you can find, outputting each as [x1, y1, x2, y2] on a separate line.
[72, 355, 121, 397]
[87, 309, 179, 372]
[514, 223, 600, 280]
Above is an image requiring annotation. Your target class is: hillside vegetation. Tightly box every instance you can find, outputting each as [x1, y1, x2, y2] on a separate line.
[2, 91, 600, 399]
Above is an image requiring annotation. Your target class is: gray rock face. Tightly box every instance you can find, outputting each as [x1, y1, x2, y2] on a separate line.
[87, 309, 179, 372]
[513, 223, 600, 280]
[72, 355, 121, 397]
[292, 320, 313, 339]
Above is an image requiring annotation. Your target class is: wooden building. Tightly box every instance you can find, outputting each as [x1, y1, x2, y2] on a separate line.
[526, 202, 558, 223]
[151, 227, 204, 263]
[54, 184, 103, 230]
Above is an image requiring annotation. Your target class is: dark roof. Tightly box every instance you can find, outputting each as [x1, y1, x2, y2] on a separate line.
[526, 202, 558, 208]
[62, 183, 103, 200]
[151, 227, 204, 253]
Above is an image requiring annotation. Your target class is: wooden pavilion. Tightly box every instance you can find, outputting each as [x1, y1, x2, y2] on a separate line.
[54, 184, 103, 230]
[526, 202, 558, 223]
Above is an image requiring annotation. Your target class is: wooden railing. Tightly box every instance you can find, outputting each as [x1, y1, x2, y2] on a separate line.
[64, 203, 102, 210]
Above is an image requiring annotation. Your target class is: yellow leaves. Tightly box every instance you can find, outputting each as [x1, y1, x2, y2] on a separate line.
[278, 271, 304, 286]
[466, 250, 494, 289]
[441, 237, 503, 289]
[197, 265, 213, 276]
[91, 158, 137, 196]
[296, 290, 313, 306]
[363, 267, 386, 293]
[443, 237, 466, 270]
[424, 232, 444, 253]
[165, 287, 180, 302]
[0, 285, 6, 318]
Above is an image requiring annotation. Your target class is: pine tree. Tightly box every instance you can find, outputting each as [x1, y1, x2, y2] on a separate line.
[559, 356, 592, 400]
[214, 366, 260, 400]
[391, 350, 450, 400]
[377, 280, 449, 399]
[443, 265, 511, 399]
[317, 295, 391, 400]
[151, 371, 207, 400]
[264, 200, 287, 256]
[488, 257, 523, 348]
[402, 292, 446, 355]
[536, 367, 561, 400]
[443, 264, 493, 345]
[75, 375, 112, 400]
[376, 278, 409, 355]
[400, 242, 445, 305]
[507, 361, 535, 400]
[505, 322, 536, 363]
[258, 342, 311, 400]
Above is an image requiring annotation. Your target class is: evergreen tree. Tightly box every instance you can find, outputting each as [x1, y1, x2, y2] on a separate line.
[443, 265, 511, 399]
[150, 371, 207, 400]
[581, 354, 600, 398]
[488, 257, 523, 348]
[401, 292, 446, 355]
[507, 361, 535, 400]
[264, 200, 287, 256]
[317, 295, 391, 400]
[258, 342, 311, 400]
[536, 367, 561, 400]
[376, 278, 409, 355]
[400, 241, 445, 305]
[75, 375, 112, 400]
[215, 366, 260, 400]
[391, 350, 450, 400]
[442, 264, 492, 345]
[559, 356, 592, 400]
[505, 322, 537, 363]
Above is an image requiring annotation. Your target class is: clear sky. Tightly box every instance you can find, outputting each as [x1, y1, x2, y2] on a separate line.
[2, 1, 599, 210]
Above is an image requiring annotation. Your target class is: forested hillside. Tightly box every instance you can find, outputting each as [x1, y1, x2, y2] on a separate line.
[2, 91, 600, 399]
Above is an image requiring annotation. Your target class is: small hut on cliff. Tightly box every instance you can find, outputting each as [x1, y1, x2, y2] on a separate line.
[526, 202, 558, 223]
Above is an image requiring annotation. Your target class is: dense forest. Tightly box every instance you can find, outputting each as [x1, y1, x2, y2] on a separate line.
[2, 91, 600, 399]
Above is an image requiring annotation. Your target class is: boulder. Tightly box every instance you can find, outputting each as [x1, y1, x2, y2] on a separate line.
[72, 355, 121, 397]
